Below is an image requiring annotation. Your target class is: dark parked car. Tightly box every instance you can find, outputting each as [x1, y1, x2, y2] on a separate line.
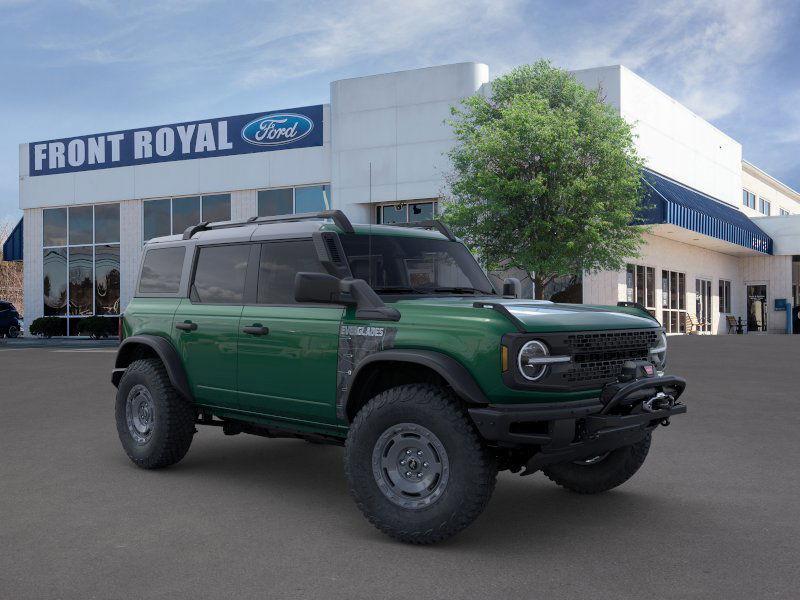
[0, 301, 21, 338]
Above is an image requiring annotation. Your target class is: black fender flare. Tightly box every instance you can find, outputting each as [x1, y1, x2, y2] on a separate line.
[343, 349, 489, 419]
[111, 335, 193, 401]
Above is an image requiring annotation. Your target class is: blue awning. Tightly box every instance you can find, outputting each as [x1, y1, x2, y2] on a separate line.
[2, 217, 23, 261]
[639, 169, 773, 255]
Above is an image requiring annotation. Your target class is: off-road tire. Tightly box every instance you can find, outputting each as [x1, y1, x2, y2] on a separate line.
[115, 358, 196, 469]
[542, 432, 652, 494]
[345, 384, 497, 544]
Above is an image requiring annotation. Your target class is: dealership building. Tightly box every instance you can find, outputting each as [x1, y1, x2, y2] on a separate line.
[5, 61, 800, 335]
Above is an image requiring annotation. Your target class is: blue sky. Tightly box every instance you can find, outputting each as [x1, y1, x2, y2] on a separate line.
[1, 0, 799, 224]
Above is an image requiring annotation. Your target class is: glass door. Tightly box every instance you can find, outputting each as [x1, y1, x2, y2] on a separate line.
[695, 278, 712, 332]
[746, 284, 768, 332]
[626, 264, 656, 316]
[662, 270, 686, 333]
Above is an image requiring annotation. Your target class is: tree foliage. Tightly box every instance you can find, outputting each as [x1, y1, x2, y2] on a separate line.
[443, 61, 647, 298]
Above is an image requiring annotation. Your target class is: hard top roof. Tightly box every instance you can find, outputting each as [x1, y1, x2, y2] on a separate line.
[144, 211, 453, 246]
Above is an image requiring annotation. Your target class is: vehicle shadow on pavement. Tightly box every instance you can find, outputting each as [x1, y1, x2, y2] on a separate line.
[122, 430, 719, 553]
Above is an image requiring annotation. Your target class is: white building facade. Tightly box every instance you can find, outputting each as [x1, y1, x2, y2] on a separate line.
[11, 62, 800, 335]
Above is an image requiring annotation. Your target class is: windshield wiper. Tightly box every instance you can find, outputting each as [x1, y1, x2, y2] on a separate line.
[373, 286, 425, 294]
[433, 287, 494, 295]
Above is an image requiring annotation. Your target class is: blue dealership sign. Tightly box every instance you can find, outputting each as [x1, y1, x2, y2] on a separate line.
[28, 105, 323, 177]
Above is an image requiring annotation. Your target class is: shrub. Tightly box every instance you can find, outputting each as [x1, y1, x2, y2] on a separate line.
[29, 317, 66, 338]
[76, 316, 115, 339]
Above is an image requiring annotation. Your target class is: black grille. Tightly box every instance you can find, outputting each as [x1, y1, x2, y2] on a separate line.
[561, 330, 657, 384]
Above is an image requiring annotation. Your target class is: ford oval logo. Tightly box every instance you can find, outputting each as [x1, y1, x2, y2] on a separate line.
[241, 113, 314, 147]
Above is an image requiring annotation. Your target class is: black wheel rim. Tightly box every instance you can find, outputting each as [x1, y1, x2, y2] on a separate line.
[126, 384, 155, 444]
[371, 423, 450, 510]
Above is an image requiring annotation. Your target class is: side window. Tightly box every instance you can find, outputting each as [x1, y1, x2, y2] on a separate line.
[191, 244, 251, 304]
[138, 247, 186, 294]
[258, 240, 327, 304]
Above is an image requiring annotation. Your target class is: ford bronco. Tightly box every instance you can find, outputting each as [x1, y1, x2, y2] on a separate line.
[112, 210, 686, 544]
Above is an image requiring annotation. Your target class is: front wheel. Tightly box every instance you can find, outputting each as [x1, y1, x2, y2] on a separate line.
[542, 432, 652, 494]
[345, 384, 497, 544]
[7, 325, 20, 338]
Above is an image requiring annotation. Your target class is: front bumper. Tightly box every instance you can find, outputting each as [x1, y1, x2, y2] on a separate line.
[468, 374, 686, 470]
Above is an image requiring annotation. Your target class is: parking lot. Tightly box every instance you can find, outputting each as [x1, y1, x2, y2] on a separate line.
[1, 335, 799, 599]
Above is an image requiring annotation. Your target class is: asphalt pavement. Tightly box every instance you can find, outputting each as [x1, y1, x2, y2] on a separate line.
[1, 335, 798, 599]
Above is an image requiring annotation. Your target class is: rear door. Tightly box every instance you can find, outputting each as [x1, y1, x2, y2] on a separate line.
[173, 243, 256, 409]
[237, 239, 343, 425]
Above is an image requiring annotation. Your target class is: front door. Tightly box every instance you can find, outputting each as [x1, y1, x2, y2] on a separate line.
[746, 284, 768, 332]
[173, 243, 254, 408]
[695, 278, 712, 333]
[237, 239, 343, 425]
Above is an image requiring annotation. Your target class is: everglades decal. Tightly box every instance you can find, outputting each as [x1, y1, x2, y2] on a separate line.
[336, 325, 397, 420]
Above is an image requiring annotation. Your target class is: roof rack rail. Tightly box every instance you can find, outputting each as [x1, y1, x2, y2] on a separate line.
[182, 221, 210, 240]
[181, 210, 355, 240]
[391, 220, 457, 241]
[247, 210, 355, 233]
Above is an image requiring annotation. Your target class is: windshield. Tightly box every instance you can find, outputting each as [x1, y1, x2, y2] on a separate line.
[339, 234, 496, 295]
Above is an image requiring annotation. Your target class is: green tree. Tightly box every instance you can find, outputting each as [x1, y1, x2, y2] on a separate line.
[443, 60, 647, 299]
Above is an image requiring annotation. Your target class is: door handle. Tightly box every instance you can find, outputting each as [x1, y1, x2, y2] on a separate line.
[242, 324, 269, 336]
[175, 321, 198, 331]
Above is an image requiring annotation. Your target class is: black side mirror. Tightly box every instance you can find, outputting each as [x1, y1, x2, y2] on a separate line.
[295, 272, 342, 303]
[502, 277, 521, 298]
[294, 273, 400, 321]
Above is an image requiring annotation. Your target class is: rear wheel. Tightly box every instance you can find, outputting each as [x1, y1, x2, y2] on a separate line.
[345, 384, 496, 544]
[542, 433, 652, 494]
[115, 358, 196, 469]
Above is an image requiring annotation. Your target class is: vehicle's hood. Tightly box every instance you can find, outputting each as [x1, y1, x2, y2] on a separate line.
[392, 297, 658, 332]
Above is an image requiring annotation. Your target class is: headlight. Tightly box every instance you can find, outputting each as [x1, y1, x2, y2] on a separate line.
[649, 330, 667, 371]
[517, 340, 571, 381]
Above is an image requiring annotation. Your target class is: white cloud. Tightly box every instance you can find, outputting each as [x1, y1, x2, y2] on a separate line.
[236, 0, 524, 88]
[561, 0, 786, 120]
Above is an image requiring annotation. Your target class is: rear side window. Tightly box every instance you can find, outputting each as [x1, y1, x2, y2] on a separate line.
[138, 247, 186, 294]
[191, 244, 251, 304]
[258, 240, 326, 304]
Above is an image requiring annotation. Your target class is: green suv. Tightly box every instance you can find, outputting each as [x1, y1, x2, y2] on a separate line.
[113, 210, 686, 544]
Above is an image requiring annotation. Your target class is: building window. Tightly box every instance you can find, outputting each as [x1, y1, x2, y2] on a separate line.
[662, 269, 686, 333]
[143, 193, 232, 241]
[759, 197, 771, 215]
[719, 279, 731, 313]
[742, 189, 756, 209]
[376, 201, 437, 224]
[625, 264, 656, 313]
[42, 204, 121, 335]
[257, 185, 330, 217]
[780, 208, 790, 216]
[172, 196, 200, 234]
